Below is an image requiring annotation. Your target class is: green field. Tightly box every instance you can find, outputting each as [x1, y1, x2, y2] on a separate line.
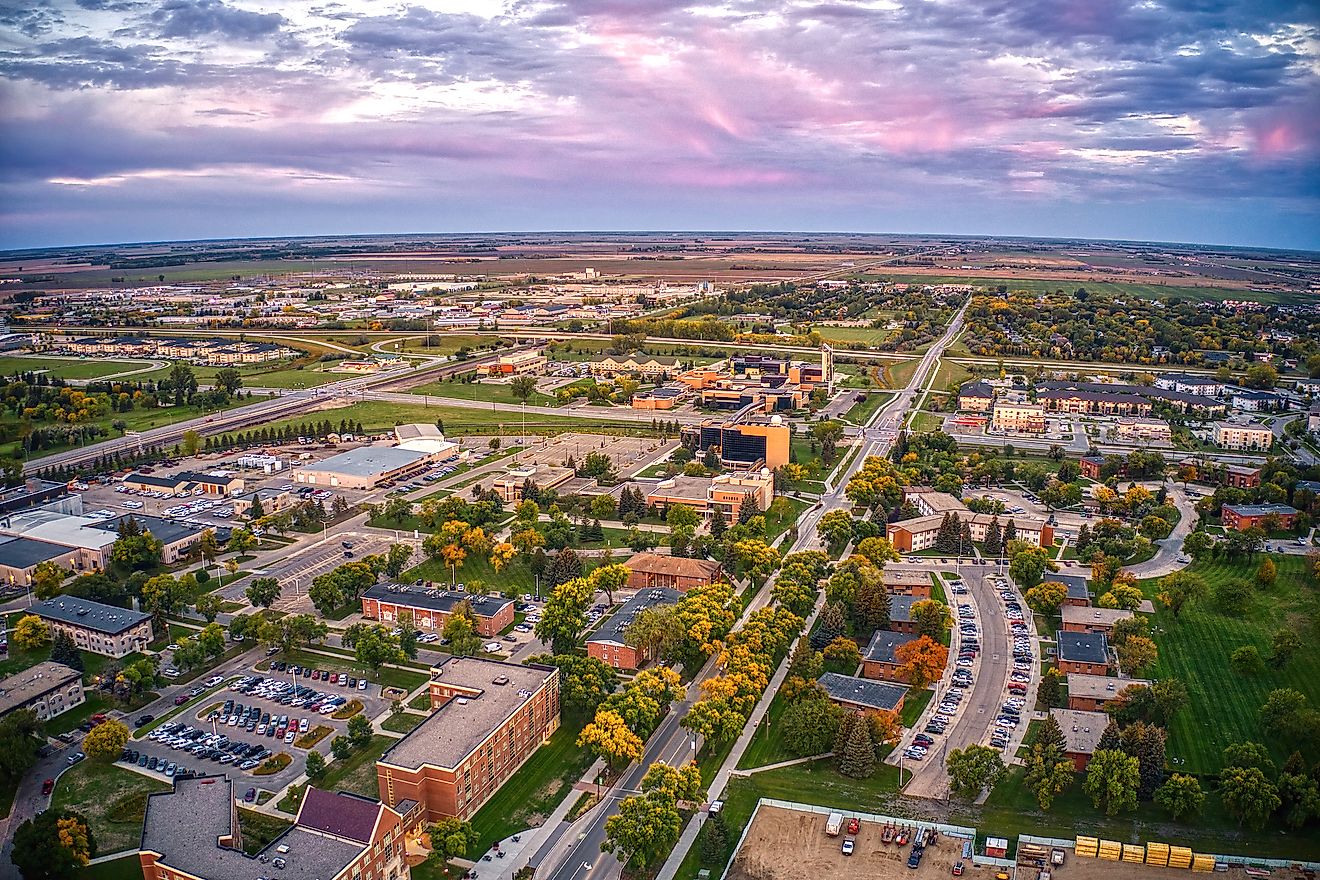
[906, 410, 944, 433]
[866, 275, 1315, 307]
[253, 400, 661, 440]
[931, 358, 975, 392]
[51, 761, 170, 854]
[843, 391, 895, 425]
[410, 377, 558, 407]
[0, 356, 147, 380]
[77, 855, 144, 880]
[132, 359, 346, 390]
[396, 333, 505, 355]
[1137, 554, 1320, 775]
[882, 358, 919, 390]
[810, 325, 892, 346]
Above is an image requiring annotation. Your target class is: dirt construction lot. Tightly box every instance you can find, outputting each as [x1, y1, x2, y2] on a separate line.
[727, 805, 971, 880]
[1049, 861, 1312, 880]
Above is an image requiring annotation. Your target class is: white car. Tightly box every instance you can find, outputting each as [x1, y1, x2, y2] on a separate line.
[483, 642, 502, 653]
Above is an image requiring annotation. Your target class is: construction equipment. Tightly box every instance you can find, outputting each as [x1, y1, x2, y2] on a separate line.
[883, 824, 895, 844]
[825, 813, 843, 837]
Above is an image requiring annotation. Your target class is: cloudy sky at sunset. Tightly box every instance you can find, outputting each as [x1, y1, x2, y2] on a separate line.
[1, 0, 1317, 249]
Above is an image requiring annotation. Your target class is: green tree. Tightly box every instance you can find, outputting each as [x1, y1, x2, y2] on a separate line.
[352, 625, 404, 677]
[946, 744, 1007, 801]
[442, 601, 483, 657]
[779, 689, 843, 758]
[509, 374, 538, 402]
[304, 749, 326, 778]
[245, 576, 282, 609]
[1277, 771, 1320, 830]
[1008, 545, 1056, 589]
[11, 809, 96, 879]
[1220, 765, 1281, 829]
[818, 510, 854, 549]
[167, 361, 198, 406]
[1260, 688, 1318, 742]
[602, 790, 683, 871]
[1156, 570, 1208, 619]
[1230, 645, 1265, 675]
[428, 817, 480, 868]
[1024, 714, 1074, 810]
[1270, 628, 1301, 667]
[1025, 581, 1067, 615]
[383, 544, 413, 581]
[193, 591, 223, 622]
[837, 710, 876, 779]
[1083, 748, 1140, 816]
[140, 573, 182, 630]
[11, 614, 49, 652]
[1154, 774, 1205, 820]
[910, 599, 952, 641]
[214, 367, 243, 397]
[535, 576, 593, 654]
[31, 561, 66, 600]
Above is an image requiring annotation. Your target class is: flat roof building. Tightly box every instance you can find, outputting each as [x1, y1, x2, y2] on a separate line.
[1050, 707, 1110, 770]
[0, 535, 81, 586]
[32, 595, 153, 658]
[1221, 503, 1298, 532]
[1067, 673, 1151, 712]
[1061, 605, 1135, 634]
[361, 584, 514, 638]
[1056, 630, 1110, 676]
[0, 661, 84, 722]
[292, 446, 433, 490]
[817, 672, 908, 714]
[587, 587, 682, 670]
[377, 656, 560, 823]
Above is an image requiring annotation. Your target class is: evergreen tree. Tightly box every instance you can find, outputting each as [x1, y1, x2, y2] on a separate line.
[838, 712, 876, 778]
[709, 506, 727, 539]
[984, 515, 1002, 556]
[1002, 519, 1018, 546]
[934, 512, 956, 552]
[812, 601, 847, 651]
[1097, 719, 1121, 754]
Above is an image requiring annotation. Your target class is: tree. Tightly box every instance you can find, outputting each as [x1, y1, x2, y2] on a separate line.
[1154, 774, 1205, 820]
[1181, 530, 1214, 560]
[12, 614, 49, 651]
[1150, 678, 1189, 726]
[1118, 721, 1166, 800]
[910, 600, 952, 641]
[82, 719, 129, 762]
[245, 576, 281, 609]
[1223, 741, 1276, 776]
[1117, 635, 1158, 676]
[701, 812, 729, 866]
[1038, 666, 1066, 708]
[1230, 645, 1265, 675]
[140, 573, 182, 630]
[0, 710, 42, 794]
[226, 527, 257, 556]
[1270, 628, 1301, 668]
[578, 709, 643, 771]
[428, 817, 480, 868]
[1083, 748, 1140, 816]
[509, 374, 538, 403]
[730, 538, 780, 586]
[641, 761, 703, 804]
[1260, 688, 1319, 742]
[1098, 583, 1143, 611]
[1244, 363, 1278, 390]
[1277, 771, 1320, 830]
[1256, 557, 1277, 590]
[1008, 545, 1056, 589]
[946, 744, 1007, 800]
[589, 563, 629, 607]
[11, 809, 96, 879]
[31, 561, 66, 600]
[602, 790, 683, 871]
[384, 544, 413, 581]
[818, 510, 854, 549]
[214, 367, 243, 397]
[532, 654, 618, 716]
[304, 749, 326, 778]
[1025, 581, 1067, 615]
[1024, 715, 1074, 810]
[193, 591, 223, 622]
[821, 637, 862, 675]
[1214, 579, 1253, 615]
[837, 711, 876, 779]
[353, 625, 404, 676]
[1156, 570, 1208, 619]
[442, 601, 483, 657]
[894, 636, 948, 691]
[331, 735, 354, 760]
[1220, 765, 1281, 829]
[536, 576, 593, 654]
[49, 631, 82, 673]
[779, 691, 843, 758]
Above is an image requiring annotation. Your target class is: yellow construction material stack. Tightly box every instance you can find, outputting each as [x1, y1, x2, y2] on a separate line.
[1098, 840, 1123, 861]
[1168, 846, 1194, 869]
[1123, 845, 1145, 863]
[1192, 855, 1216, 872]
[1146, 842, 1170, 867]
[1076, 837, 1099, 858]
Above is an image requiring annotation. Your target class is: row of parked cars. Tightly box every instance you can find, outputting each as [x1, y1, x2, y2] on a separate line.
[232, 674, 356, 715]
[141, 722, 274, 772]
[990, 574, 1034, 750]
[265, 662, 370, 692]
[210, 698, 314, 743]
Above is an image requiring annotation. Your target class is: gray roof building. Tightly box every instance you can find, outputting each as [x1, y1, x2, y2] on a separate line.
[0, 661, 82, 717]
[363, 583, 513, 620]
[0, 535, 74, 570]
[888, 594, 919, 624]
[587, 587, 682, 648]
[93, 514, 205, 547]
[32, 595, 150, 635]
[817, 672, 908, 712]
[298, 446, 429, 477]
[1056, 630, 1109, 665]
[1051, 708, 1109, 756]
[864, 630, 919, 664]
[1052, 574, 1091, 602]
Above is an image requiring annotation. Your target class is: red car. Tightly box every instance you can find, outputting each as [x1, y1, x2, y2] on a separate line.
[846, 817, 860, 835]
[41, 779, 53, 796]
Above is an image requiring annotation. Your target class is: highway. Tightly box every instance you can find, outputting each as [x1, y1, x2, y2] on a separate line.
[536, 301, 969, 880]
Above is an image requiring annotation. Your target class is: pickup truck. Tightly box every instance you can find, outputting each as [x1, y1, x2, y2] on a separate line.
[825, 812, 843, 836]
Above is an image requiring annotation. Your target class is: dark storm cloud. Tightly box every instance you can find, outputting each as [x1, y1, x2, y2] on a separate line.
[150, 0, 285, 40]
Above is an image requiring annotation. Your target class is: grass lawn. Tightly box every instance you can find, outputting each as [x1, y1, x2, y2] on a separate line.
[883, 358, 919, 390]
[262, 648, 430, 692]
[737, 688, 794, 770]
[931, 358, 976, 392]
[408, 692, 432, 710]
[763, 497, 811, 543]
[254, 401, 663, 441]
[843, 390, 895, 425]
[277, 734, 395, 814]
[899, 687, 934, 728]
[0, 356, 143, 380]
[810, 324, 893, 346]
[77, 855, 146, 880]
[410, 377, 558, 407]
[381, 712, 426, 734]
[1136, 554, 1320, 775]
[906, 410, 944, 433]
[52, 761, 170, 854]
[467, 717, 593, 853]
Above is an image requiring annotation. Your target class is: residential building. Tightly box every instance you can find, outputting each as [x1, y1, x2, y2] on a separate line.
[817, 672, 907, 714]
[292, 446, 437, 490]
[903, 488, 968, 517]
[31, 595, 152, 658]
[861, 630, 921, 682]
[377, 657, 560, 822]
[1061, 605, 1135, 635]
[1220, 503, 1298, 532]
[991, 401, 1046, 434]
[361, 585, 514, 638]
[1037, 390, 1152, 417]
[586, 587, 681, 669]
[1213, 421, 1274, 451]
[1114, 417, 1171, 443]
[1050, 708, 1110, 770]
[1154, 374, 1226, 397]
[1310, 401, 1320, 434]
[1230, 389, 1282, 412]
[957, 381, 995, 412]
[1067, 674, 1151, 712]
[1055, 630, 1110, 675]
[622, 552, 723, 592]
[587, 353, 680, 379]
[881, 569, 933, 598]
[1079, 455, 1105, 480]
[684, 420, 791, 469]
[0, 661, 84, 722]
[1221, 464, 1262, 489]
[886, 594, 920, 634]
[887, 510, 1053, 553]
[1054, 574, 1092, 607]
[139, 776, 416, 880]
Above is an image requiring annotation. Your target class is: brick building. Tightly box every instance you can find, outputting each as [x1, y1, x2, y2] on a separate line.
[377, 657, 560, 823]
[861, 630, 921, 682]
[1051, 708, 1109, 770]
[622, 552, 723, 592]
[586, 587, 682, 669]
[1066, 674, 1151, 712]
[1220, 503, 1298, 532]
[881, 569, 933, 598]
[817, 672, 908, 715]
[1221, 465, 1262, 489]
[1079, 455, 1105, 480]
[361, 585, 514, 638]
[0, 661, 84, 722]
[1055, 631, 1110, 675]
[1061, 605, 1134, 635]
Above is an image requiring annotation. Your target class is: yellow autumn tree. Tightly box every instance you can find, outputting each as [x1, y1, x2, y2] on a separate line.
[578, 709, 643, 771]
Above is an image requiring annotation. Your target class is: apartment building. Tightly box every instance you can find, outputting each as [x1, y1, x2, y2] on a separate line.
[587, 353, 680, 379]
[31, 596, 152, 658]
[1220, 503, 1298, 532]
[1079, 455, 1105, 480]
[887, 492, 1055, 553]
[1067, 674, 1151, 712]
[1051, 708, 1110, 770]
[586, 587, 682, 670]
[361, 585, 514, 638]
[622, 552, 723, 592]
[1154, 374, 1226, 396]
[956, 381, 995, 412]
[991, 401, 1046, 434]
[817, 672, 908, 715]
[377, 657, 560, 822]
[1037, 390, 1152, 417]
[1055, 631, 1111, 676]
[881, 569, 933, 598]
[477, 349, 547, 376]
[1213, 421, 1274, 451]
[1114, 417, 1171, 443]
[0, 661, 84, 722]
[861, 630, 921, 682]
[1061, 605, 1135, 635]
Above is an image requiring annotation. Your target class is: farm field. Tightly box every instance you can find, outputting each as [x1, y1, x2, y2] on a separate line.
[0, 356, 144, 380]
[1137, 554, 1320, 775]
[863, 275, 1312, 307]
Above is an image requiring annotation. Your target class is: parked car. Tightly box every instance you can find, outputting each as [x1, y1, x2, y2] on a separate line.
[41, 778, 53, 796]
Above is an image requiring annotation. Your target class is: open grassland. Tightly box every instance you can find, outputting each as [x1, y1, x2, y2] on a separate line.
[254, 400, 664, 439]
[809, 324, 893, 345]
[410, 377, 558, 406]
[881, 358, 919, 389]
[1137, 554, 1320, 775]
[0, 356, 144, 380]
[861, 274, 1313, 306]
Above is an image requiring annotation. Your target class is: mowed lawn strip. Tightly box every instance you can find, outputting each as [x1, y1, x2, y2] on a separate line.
[1137, 554, 1320, 774]
[51, 761, 170, 855]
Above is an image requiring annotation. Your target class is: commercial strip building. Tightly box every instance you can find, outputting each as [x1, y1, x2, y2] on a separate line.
[139, 776, 416, 880]
[377, 656, 560, 823]
[817, 672, 908, 714]
[292, 446, 434, 490]
[1067, 673, 1152, 712]
[1055, 630, 1111, 676]
[586, 587, 682, 669]
[1050, 707, 1110, 770]
[1219, 503, 1298, 532]
[121, 470, 246, 497]
[361, 585, 514, 638]
[622, 552, 723, 592]
[1212, 421, 1274, 451]
[31, 595, 153, 658]
[0, 661, 84, 722]
[477, 349, 547, 376]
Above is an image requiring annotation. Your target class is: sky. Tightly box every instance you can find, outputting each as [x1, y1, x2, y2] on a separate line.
[1, 0, 1318, 250]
